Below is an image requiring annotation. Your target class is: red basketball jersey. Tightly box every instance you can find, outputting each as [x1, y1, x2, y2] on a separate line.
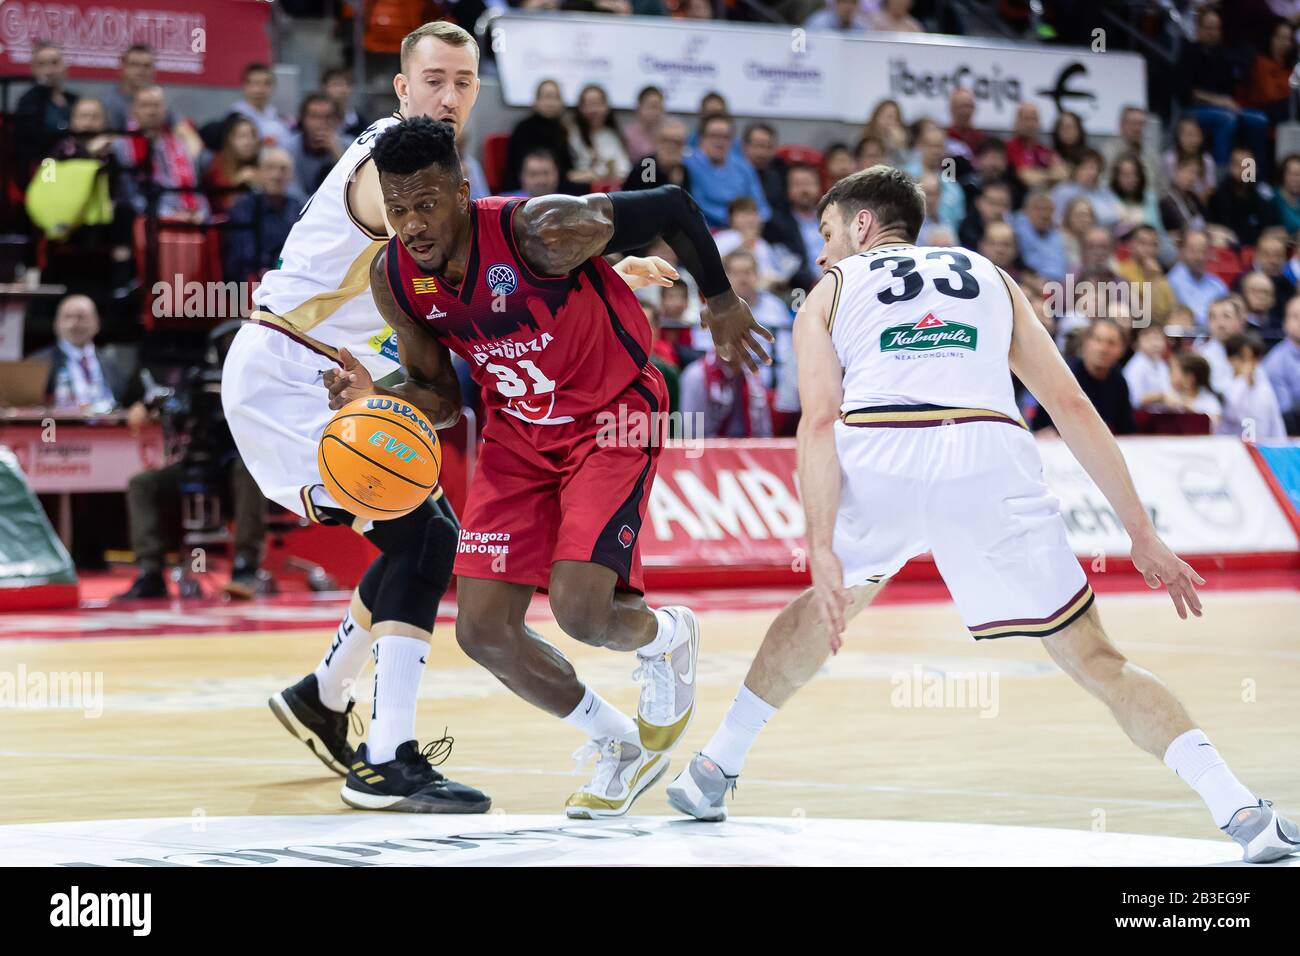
[383, 196, 652, 425]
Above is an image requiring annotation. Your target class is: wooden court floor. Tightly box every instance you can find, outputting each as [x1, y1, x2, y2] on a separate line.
[2, 590, 1297, 842]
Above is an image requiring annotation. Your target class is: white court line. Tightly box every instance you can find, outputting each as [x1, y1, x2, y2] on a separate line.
[0, 749, 1204, 812]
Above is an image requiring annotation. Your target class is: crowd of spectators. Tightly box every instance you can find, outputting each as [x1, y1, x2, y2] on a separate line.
[5, 3, 1300, 444]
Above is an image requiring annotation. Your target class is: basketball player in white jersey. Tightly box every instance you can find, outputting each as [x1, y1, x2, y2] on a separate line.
[222, 21, 677, 812]
[667, 166, 1298, 863]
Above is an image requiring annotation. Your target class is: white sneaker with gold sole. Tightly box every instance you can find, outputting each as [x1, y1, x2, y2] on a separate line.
[564, 734, 669, 819]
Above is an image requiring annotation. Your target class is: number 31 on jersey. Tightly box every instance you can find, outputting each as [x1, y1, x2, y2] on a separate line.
[483, 359, 555, 399]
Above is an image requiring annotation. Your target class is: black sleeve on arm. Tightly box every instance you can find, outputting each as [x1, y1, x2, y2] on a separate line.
[605, 185, 732, 299]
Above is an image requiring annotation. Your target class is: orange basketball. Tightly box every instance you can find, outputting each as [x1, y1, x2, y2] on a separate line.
[317, 396, 442, 521]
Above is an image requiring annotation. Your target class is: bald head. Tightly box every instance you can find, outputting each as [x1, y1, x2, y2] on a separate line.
[258, 146, 295, 197]
[1014, 101, 1040, 139]
[950, 88, 976, 128]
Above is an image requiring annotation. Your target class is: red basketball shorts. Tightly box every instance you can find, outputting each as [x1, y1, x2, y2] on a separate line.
[454, 364, 668, 592]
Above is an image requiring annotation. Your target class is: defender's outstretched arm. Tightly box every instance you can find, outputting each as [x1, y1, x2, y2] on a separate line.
[1000, 268, 1204, 617]
[793, 274, 853, 647]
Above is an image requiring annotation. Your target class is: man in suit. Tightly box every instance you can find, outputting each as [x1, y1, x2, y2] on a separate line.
[32, 294, 143, 412]
[28, 294, 145, 569]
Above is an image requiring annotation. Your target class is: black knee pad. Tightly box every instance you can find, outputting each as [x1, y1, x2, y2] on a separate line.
[418, 495, 459, 593]
[356, 554, 386, 612]
[363, 494, 459, 632]
[369, 543, 438, 632]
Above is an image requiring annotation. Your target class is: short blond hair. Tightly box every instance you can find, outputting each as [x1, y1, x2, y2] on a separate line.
[401, 21, 478, 72]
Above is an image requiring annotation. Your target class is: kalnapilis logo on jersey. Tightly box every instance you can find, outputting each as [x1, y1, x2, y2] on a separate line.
[485, 263, 518, 296]
[880, 312, 977, 352]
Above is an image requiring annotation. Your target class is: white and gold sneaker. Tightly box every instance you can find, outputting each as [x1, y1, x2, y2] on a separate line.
[564, 734, 668, 819]
[633, 606, 700, 753]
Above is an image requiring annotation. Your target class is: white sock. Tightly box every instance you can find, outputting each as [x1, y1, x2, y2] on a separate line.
[313, 608, 372, 712]
[637, 607, 680, 658]
[703, 685, 777, 777]
[563, 686, 637, 741]
[367, 635, 428, 764]
[1163, 729, 1257, 828]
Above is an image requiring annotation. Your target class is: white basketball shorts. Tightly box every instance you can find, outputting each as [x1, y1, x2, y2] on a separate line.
[221, 321, 343, 518]
[832, 406, 1093, 639]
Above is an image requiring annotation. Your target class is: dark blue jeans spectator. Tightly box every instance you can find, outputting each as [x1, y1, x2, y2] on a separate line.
[1186, 105, 1272, 176]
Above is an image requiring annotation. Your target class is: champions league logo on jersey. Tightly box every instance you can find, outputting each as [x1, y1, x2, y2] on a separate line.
[486, 263, 519, 297]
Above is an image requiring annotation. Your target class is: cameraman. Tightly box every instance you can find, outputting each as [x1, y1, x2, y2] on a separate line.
[116, 322, 269, 600]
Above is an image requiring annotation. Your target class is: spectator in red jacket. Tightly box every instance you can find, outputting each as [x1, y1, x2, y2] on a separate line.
[1006, 101, 1069, 192]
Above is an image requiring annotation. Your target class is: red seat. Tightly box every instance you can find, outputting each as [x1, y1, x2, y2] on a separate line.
[776, 144, 827, 190]
[1204, 245, 1244, 289]
[1134, 410, 1213, 435]
[776, 144, 824, 170]
[482, 133, 510, 194]
[589, 176, 624, 195]
[769, 143, 821, 166]
[133, 216, 224, 329]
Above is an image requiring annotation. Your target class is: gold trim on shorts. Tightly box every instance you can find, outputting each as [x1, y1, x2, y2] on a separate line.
[841, 404, 1027, 429]
[968, 583, 1095, 640]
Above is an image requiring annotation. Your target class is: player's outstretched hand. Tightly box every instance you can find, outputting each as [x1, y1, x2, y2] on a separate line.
[613, 255, 679, 290]
[703, 290, 775, 374]
[1130, 528, 1205, 620]
[323, 347, 376, 410]
[811, 549, 850, 654]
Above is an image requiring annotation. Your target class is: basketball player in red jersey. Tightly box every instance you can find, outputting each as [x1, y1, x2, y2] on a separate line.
[326, 117, 773, 816]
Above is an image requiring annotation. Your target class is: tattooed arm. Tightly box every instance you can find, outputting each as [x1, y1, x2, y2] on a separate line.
[511, 187, 774, 371]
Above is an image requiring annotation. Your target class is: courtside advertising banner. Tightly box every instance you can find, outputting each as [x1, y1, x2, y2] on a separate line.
[491, 13, 1146, 133]
[643, 439, 803, 574]
[1038, 437, 1299, 557]
[0, 0, 271, 86]
[642, 438, 1298, 582]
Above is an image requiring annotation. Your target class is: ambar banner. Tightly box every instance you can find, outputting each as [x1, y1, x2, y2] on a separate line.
[491, 13, 1146, 134]
[0, 0, 271, 86]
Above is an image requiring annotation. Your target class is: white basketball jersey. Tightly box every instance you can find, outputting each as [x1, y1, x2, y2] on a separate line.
[254, 115, 400, 377]
[828, 244, 1020, 420]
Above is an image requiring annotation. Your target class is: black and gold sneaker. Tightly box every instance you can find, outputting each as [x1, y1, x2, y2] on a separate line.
[341, 738, 492, 813]
[268, 673, 358, 776]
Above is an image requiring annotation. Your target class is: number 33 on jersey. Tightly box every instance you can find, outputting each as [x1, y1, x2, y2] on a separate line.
[826, 245, 1021, 422]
